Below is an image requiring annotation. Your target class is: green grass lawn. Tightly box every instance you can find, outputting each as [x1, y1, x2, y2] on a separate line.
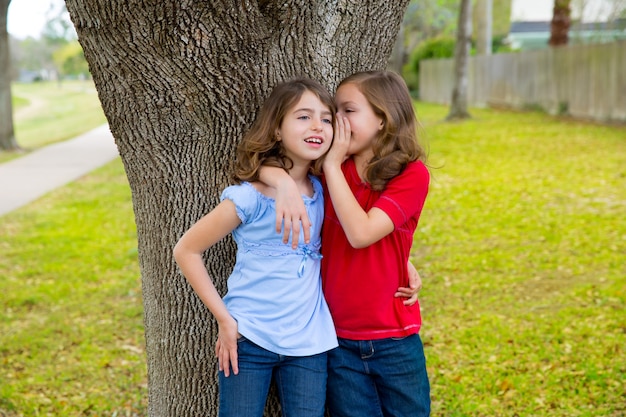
[0, 161, 145, 416]
[415, 105, 626, 416]
[0, 86, 624, 416]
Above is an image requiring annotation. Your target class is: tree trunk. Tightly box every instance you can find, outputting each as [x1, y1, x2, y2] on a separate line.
[447, 0, 472, 121]
[549, 0, 571, 47]
[475, 0, 492, 55]
[64, 1, 409, 415]
[388, 22, 405, 74]
[0, 0, 18, 151]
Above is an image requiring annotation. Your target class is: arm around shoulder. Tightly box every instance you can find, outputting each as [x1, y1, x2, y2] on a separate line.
[257, 165, 311, 248]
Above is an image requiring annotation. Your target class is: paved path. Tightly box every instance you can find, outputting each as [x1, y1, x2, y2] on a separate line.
[0, 124, 119, 217]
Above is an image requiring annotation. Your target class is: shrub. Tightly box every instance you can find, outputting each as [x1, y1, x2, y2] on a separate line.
[403, 36, 455, 95]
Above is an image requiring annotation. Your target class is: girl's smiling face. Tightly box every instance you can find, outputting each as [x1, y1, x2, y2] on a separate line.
[334, 82, 384, 160]
[276, 90, 333, 166]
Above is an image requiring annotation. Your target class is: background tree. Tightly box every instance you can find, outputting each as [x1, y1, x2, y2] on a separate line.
[41, 3, 76, 44]
[475, 0, 492, 55]
[400, 0, 459, 64]
[474, 0, 511, 48]
[398, 0, 458, 93]
[447, 0, 472, 120]
[53, 40, 89, 78]
[549, 0, 572, 46]
[10, 4, 83, 83]
[401, 0, 512, 95]
[38, 2, 77, 81]
[64, 1, 410, 415]
[0, 0, 18, 151]
[3, 0, 82, 152]
[11, 37, 51, 79]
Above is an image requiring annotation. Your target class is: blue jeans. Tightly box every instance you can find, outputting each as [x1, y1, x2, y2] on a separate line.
[218, 337, 328, 417]
[326, 334, 431, 417]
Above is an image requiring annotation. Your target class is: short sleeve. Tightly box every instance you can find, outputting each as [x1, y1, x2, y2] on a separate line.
[220, 183, 260, 224]
[373, 160, 430, 228]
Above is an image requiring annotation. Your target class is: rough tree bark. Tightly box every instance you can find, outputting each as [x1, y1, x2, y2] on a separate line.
[0, 0, 18, 151]
[549, 0, 571, 47]
[447, 0, 472, 121]
[64, 1, 410, 415]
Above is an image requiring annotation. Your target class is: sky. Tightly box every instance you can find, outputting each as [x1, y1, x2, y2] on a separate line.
[7, 0, 65, 39]
[510, 0, 623, 22]
[7, 0, 620, 40]
[511, 0, 554, 21]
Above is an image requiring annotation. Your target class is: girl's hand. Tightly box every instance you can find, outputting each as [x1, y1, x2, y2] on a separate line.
[395, 262, 422, 306]
[324, 115, 351, 171]
[215, 317, 239, 377]
[275, 177, 311, 249]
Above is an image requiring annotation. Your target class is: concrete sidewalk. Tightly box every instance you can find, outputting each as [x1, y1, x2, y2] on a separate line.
[0, 124, 119, 217]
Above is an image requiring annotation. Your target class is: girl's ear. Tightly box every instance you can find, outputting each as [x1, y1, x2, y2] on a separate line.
[379, 119, 385, 130]
[275, 129, 282, 141]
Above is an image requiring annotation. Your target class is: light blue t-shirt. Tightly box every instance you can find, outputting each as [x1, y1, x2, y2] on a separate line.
[220, 176, 337, 356]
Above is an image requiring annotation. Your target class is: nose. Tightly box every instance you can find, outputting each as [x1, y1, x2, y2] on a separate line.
[311, 118, 323, 131]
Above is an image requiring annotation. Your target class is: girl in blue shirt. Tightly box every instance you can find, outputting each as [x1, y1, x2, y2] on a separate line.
[173, 78, 338, 417]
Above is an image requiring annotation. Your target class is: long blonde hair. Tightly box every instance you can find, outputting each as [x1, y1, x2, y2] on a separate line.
[233, 78, 336, 182]
[339, 71, 426, 191]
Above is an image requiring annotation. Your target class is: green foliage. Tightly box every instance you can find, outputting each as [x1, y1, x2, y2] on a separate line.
[403, 0, 459, 43]
[410, 36, 457, 69]
[491, 34, 515, 54]
[12, 36, 88, 81]
[472, 0, 512, 39]
[403, 36, 455, 94]
[10, 2, 81, 81]
[52, 41, 90, 77]
[400, 0, 515, 94]
[401, 0, 513, 61]
[492, 0, 513, 37]
[414, 103, 626, 416]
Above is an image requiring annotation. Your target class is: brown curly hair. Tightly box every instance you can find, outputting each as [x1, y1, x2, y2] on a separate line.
[233, 78, 336, 183]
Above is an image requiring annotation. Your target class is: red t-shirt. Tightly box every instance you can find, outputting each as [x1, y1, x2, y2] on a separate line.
[321, 158, 430, 340]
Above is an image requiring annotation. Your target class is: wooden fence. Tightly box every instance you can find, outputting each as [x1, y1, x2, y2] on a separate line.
[419, 40, 626, 123]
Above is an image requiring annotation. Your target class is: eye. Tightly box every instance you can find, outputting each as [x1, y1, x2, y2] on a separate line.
[298, 115, 310, 120]
[322, 118, 332, 124]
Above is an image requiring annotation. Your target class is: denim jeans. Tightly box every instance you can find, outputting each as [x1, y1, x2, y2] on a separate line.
[218, 336, 328, 417]
[326, 334, 430, 417]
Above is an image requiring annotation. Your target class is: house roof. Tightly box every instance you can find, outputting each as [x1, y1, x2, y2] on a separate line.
[510, 21, 550, 33]
[510, 19, 626, 34]
[506, 19, 626, 50]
